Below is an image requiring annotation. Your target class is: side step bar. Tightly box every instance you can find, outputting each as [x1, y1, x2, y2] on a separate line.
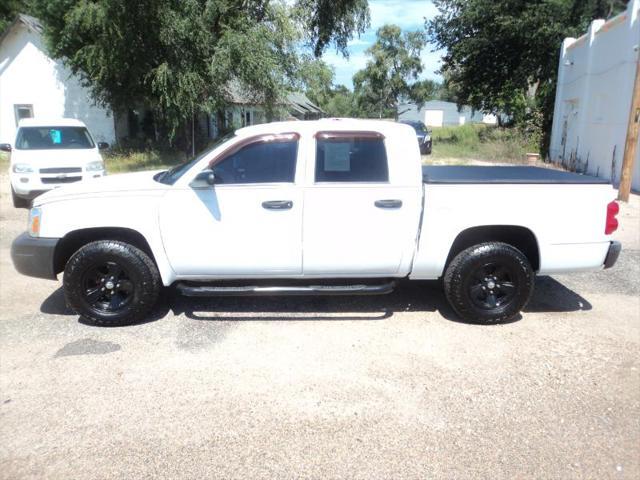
[176, 281, 397, 297]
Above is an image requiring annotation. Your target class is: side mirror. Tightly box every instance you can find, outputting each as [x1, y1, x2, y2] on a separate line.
[0, 143, 12, 152]
[97, 142, 109, 150]
[192, 169, 216, 187]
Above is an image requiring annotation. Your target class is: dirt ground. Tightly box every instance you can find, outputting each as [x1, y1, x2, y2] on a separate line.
[0, 171, 639, 479]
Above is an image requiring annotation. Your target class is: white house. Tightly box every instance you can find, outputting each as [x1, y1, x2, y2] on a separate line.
[0, 15, 117, 145]
[549, 0, 639, 191]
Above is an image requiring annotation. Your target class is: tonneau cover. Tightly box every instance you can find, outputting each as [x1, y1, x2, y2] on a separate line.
[422, 165, 609, 185]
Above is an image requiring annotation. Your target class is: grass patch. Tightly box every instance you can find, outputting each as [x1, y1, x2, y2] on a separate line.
[427, 124, 539, 164]
[0, 152, 8, 171]
[103, 149, 187, 174]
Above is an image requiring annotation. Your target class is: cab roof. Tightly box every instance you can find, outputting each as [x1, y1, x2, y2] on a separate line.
[234, 118, 412, 138]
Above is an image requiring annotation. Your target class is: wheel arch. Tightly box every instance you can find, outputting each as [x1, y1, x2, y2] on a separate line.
[445, 225, 540, 272]
[53, 227, 156, 275]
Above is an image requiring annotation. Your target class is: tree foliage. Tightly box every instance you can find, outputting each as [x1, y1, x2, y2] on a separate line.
[31, 0, 370, 143]
[298, 56, 336, 108]
[353, 24, 434, 119]
[428, 0, 627, 154]
[294, 0, 369, 56]
[0, 0, 31, 32]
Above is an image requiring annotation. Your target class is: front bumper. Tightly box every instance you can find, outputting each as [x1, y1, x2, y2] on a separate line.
[603, 241, 621, 269]
[11, 171, 105, 198]
[11, 232, 59, 280]
[13, 189, 48, 200]
[418, 138, 432, 154]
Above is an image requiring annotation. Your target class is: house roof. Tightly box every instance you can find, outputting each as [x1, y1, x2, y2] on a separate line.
[286, 92, 325, 115]
[0, 14, 43, 45]
[225, 80, 324, 115]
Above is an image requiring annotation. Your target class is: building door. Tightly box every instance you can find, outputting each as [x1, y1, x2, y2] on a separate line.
[424, 110, 444, 127]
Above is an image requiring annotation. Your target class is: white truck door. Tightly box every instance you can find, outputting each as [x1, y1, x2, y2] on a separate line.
[302, 131, 422, 276]
[159, 134, 303, 276]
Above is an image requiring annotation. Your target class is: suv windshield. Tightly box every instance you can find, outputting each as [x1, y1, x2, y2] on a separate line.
[155, 132, 236, 185]
[15, 126, 95, 150]
[401, 121, 428, 134]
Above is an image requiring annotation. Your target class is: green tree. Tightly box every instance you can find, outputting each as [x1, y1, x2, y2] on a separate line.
[324, 85, 361, 117]
[428, 0, 627, 155]
[298, 56, 336, 108]
[31, 0, 370, 146]
[0, 0, 32, 32]
[409, 79, 439, 109]
[294, 0, 370, 56]
[353, 24, 432, 119]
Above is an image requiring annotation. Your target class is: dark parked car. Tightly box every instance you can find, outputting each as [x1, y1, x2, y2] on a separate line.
[399, 120, 432, 154]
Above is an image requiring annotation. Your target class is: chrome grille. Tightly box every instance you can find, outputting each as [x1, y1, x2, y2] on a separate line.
[41, 177, 82, 184]
[39, 167, 82, 174]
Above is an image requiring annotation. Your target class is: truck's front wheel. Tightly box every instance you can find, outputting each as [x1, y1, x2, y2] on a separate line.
[63, 240, 161, 326]
[443, 242, 534, 324]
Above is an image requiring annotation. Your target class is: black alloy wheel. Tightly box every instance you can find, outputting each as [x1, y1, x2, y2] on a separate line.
[64, 240, 161, 326]
[81, 261, 135, 314]
[467, 262, 517, 310]
[443, 242, 534, 324]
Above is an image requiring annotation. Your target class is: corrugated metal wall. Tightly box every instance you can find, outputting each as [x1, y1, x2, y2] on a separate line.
[398, 101, 484, 127]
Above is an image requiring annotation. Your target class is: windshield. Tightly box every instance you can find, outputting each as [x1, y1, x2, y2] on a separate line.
[15, 126, 95, 150]
[155, 132, 236, 185]
[402, 121, 428, 134]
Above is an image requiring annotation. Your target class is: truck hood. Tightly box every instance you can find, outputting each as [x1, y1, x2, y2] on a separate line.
[34, 170, 169, 205]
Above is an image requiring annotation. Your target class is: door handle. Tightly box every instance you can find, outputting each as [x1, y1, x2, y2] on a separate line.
[374, 199, 403, 209]
[262, 200, 293, 210]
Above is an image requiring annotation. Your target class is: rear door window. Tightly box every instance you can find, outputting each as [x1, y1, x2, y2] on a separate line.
[315, 132, 388, 182]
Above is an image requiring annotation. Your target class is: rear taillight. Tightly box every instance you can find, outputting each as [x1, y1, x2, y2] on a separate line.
[605, 200, 619, 235]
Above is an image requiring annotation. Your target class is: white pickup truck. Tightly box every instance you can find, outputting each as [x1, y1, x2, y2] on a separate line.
[11, 119, 621, 326]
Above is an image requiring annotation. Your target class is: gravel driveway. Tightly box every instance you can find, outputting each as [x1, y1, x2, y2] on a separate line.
[1, 172, 638, 479]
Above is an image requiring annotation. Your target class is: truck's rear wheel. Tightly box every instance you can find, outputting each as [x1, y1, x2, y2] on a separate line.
[63, 240, 160, 326]
[443, 242, 534, 324]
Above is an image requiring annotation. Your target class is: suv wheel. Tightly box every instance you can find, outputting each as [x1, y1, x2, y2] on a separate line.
[443, 242, 534, 324]
[63, 240, 161, 326]
[11, 188, 30, 209]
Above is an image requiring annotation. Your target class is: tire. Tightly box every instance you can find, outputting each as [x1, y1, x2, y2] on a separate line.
[443, 242, 534, 324]
[63, 240, 161, 326]
[11, 188, 30, 209]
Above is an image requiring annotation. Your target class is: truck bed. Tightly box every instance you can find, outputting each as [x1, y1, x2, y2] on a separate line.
[422, 165, 609, 185]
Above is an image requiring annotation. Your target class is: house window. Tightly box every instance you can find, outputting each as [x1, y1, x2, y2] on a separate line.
[245, 110, 251, 126]
[14, 104, 34, 125]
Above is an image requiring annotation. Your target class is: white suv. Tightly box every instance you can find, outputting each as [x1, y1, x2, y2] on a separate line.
[1, 118, 107, 208]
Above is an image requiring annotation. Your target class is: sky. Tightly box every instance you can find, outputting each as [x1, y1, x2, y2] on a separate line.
[321, 0, 445, 88]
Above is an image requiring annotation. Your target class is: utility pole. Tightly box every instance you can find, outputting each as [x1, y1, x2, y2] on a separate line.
[618, 56, 640, 202]
[191, 109, 195, 158]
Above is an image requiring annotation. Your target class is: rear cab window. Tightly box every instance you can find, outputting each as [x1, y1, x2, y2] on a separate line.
[315, 131, 388, 183]
[15, 127, 95, 150]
